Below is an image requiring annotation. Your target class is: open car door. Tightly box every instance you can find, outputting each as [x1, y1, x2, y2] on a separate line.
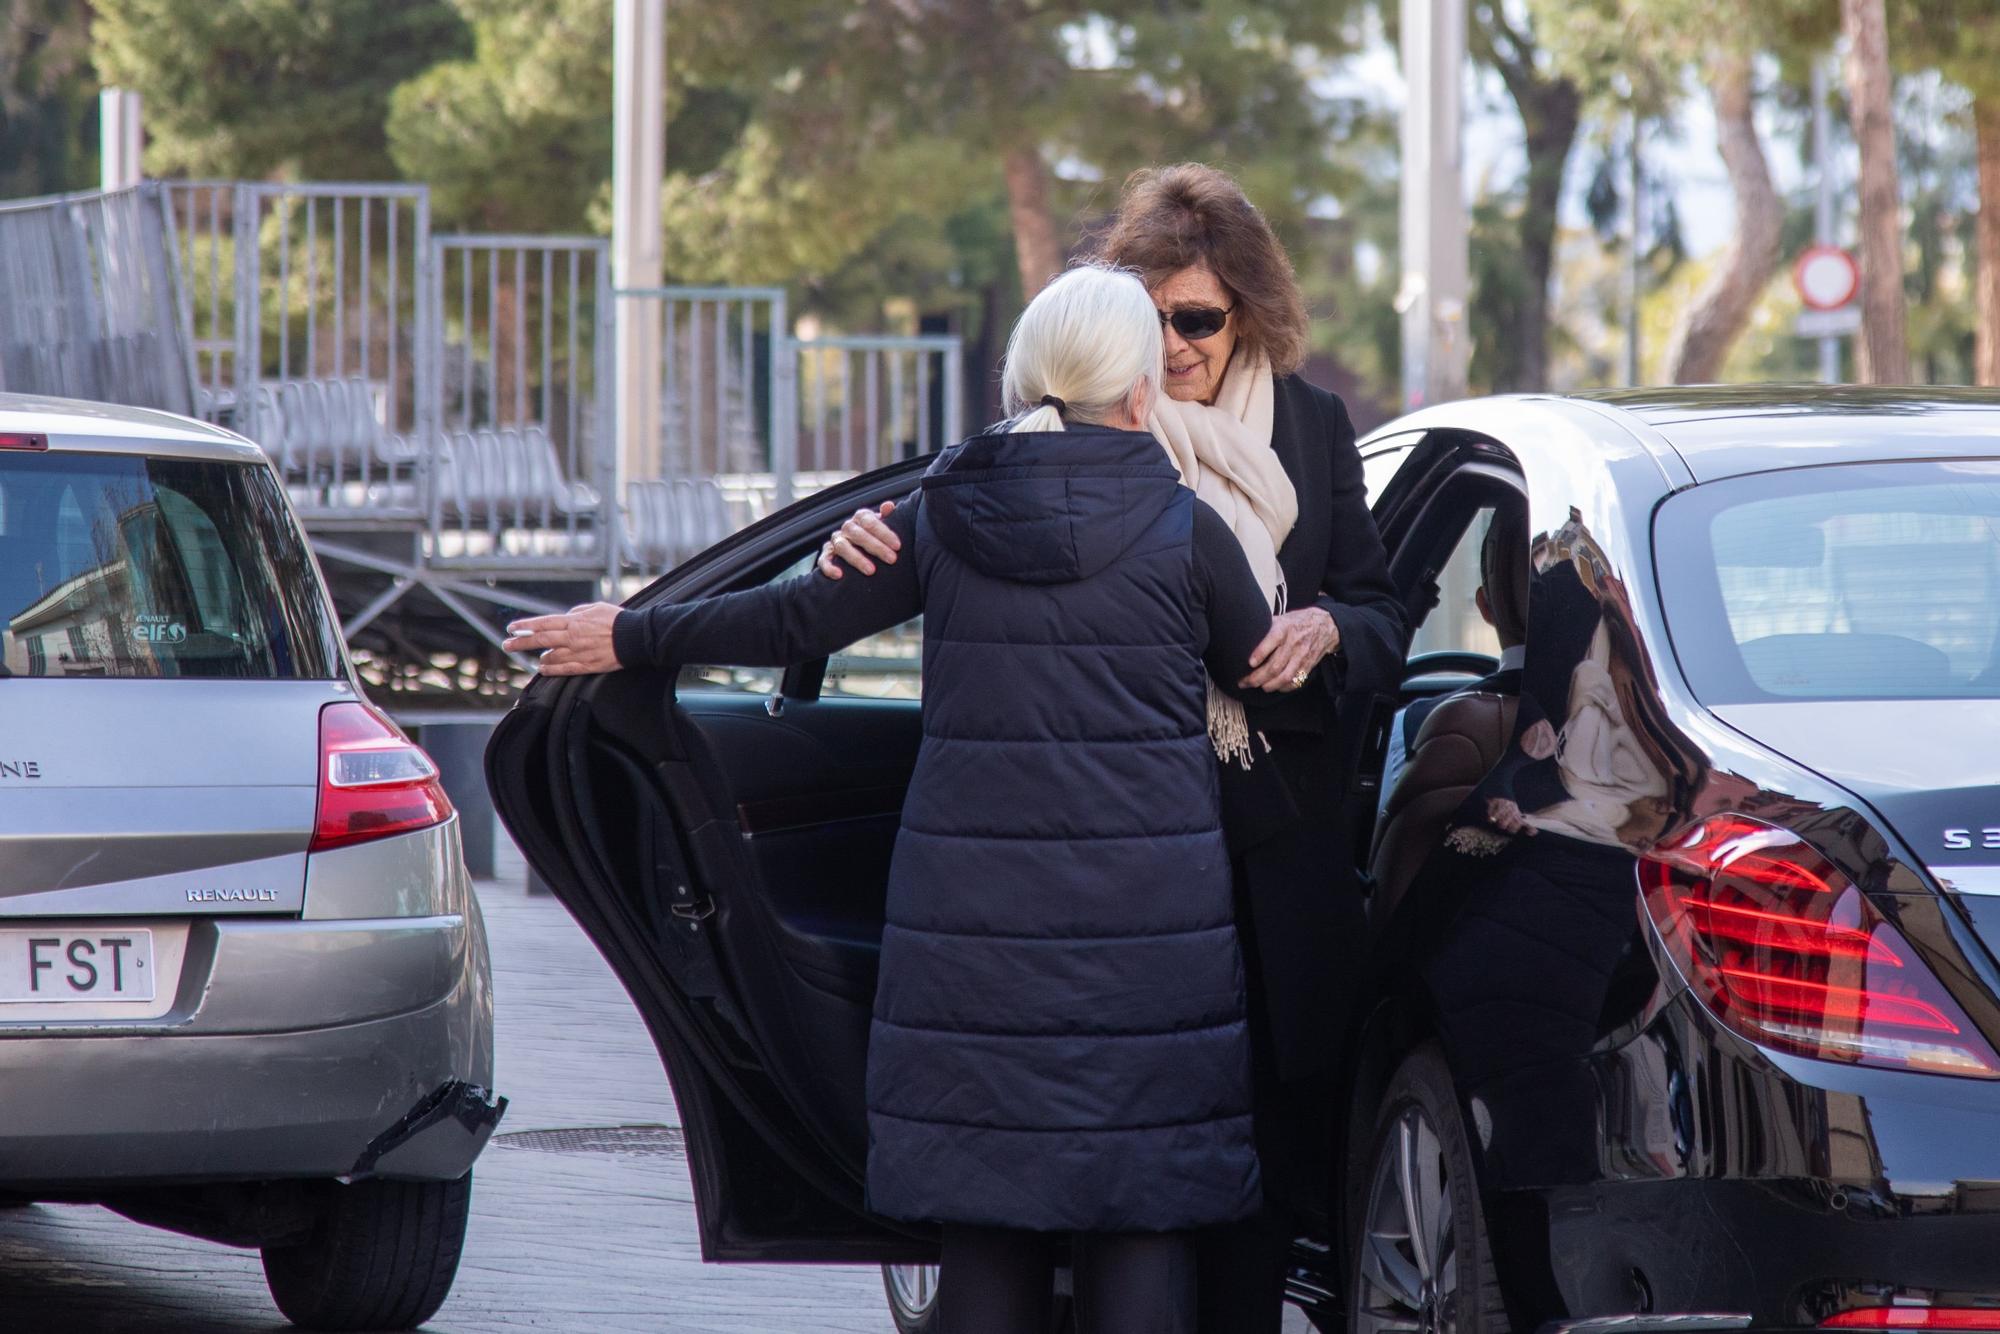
[487, 461, 936, 1265]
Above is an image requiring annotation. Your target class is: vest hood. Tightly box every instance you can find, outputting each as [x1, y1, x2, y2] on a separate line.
[919, 426, 1183, 585]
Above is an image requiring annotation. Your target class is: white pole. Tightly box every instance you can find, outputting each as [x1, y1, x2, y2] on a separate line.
[1622, 113, 1642, 385]
[613, 0, 666, 488]
[1811, 58, 1841, 383]
[1397, 0, 1469, 410]
[99, 88, 143, 191]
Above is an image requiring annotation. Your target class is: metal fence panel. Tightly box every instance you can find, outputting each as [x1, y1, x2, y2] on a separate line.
[430, 235, 614, 573]
[0, 184, 195, 416]
[224, 183, 433, 522]
[160, 180, 238, 414]
[789, 332, 962, 490]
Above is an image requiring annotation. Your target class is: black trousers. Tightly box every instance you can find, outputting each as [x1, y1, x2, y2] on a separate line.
[1196, 806, 1350, 1334]
[939, 1224, 1196, 1334]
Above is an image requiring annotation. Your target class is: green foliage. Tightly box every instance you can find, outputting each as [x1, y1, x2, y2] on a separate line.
[385, 0, 612, 231]
[0, 0, 97, 195]
[93, 0, 471, 179]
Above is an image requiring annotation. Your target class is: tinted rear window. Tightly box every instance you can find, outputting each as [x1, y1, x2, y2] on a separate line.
[1657, 460, 2000, 702]
[0, 452, 341, 679]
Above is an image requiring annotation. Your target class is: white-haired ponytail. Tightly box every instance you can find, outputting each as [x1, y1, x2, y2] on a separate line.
[1001, 263, 1163, 433]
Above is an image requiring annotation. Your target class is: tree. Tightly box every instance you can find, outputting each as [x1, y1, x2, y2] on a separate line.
[94, 0, 470, 179]
[386, 0, 614, 231]
[1896, 0, 2000, 384]
[1468, 2, 1583, 392]
[0, 0, 97, 196]
[1842, 0, 1911, 381]
[1662, 47, 1783, 382]
[1524, 0, 1791, 384]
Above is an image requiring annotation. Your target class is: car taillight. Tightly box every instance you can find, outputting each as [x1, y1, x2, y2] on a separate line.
[1824, 1310, 2000, 1329]
[1640, 814, 2000, 1079]
[0, 432, 48, 450]
[311, 701, 453, 852]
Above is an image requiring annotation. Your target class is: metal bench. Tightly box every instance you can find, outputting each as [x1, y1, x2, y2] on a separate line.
[432, 425, 601, 526]
[622, 478, 734, 570]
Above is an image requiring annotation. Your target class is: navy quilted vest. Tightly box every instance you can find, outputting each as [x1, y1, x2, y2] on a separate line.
[863, 425, 1260, 1232]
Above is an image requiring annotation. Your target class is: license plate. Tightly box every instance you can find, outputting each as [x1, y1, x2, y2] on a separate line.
[0, 929, 155, 1002]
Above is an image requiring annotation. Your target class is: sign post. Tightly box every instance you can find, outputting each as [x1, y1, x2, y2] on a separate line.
[1792, 243, 1861, 355]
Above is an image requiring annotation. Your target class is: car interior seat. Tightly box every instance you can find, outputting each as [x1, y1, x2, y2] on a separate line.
[1368, 688, 1520, 923]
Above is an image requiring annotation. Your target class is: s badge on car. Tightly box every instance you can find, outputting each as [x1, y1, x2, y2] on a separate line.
[1943, 828, 2000, 850]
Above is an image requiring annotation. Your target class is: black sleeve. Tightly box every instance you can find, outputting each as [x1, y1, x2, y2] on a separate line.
[611, 499, 923, 669]
[1192, 500, 1275, 696]
[1311, 391, 1407, 696]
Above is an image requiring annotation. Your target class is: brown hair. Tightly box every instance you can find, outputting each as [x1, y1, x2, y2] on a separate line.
[1094, 163, 1311, 377]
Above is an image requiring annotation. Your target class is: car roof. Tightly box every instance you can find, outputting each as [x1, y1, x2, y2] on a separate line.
[0, 392, 263, 463]
[1571, 385, 2000, 483]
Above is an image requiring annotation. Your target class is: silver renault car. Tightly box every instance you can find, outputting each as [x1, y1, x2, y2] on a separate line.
[0, 394, 501, 1330]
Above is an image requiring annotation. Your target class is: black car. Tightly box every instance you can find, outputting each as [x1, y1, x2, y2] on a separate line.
[490, 386, 2000, 1333]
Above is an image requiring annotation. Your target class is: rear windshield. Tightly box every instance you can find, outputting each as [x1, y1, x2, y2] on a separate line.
[0, 452, 342, 679]
[1657, 460, 2000, 703]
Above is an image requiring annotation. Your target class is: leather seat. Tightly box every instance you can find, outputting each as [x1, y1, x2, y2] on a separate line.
[1369, 689, 1519, 923]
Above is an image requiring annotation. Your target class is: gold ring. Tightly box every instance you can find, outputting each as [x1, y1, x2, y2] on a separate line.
[1291, 667, 1311, 688]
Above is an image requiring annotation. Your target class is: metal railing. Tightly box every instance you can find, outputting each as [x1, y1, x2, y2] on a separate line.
[229, 183, 435, 521]
[161, 180, 238, 410]
[774, 333, 963, 512]
[0, 179, 966, 583]
[430, 234, 615, 573]
[0, 184, 195, 416]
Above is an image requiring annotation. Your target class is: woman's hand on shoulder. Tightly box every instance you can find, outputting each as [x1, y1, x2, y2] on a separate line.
[1239, 606, 1341, 693]
[817, 501, 901, 579]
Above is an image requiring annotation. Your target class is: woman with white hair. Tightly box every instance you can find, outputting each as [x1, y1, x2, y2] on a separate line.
[504, 264, 1277, 1332]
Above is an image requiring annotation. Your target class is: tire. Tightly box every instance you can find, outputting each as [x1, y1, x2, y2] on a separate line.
[1349, 1046, 1507, 1334]
[883, 1264, 940, 1334]
[262, 1174, 471, 1331]
[881, 1262, 1076, 1333]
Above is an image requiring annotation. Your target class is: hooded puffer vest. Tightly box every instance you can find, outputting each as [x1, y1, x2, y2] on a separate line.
[864, 425, 1260, 1233]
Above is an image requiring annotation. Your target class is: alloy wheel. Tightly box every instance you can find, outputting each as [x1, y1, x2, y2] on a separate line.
[1356, 1106, 1459, 1334]
[886, 1263, 939, 1319]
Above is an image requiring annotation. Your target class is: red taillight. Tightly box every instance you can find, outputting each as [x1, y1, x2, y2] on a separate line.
[1640, 815, 2000, 1079]
[311, 702, 453, 852]
[0, 432, 49, 450]
[1825, 1310, 2000, 1329]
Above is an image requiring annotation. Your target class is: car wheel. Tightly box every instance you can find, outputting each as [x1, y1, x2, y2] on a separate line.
[1351, 1045, 1507, 1334]
[261, 1174, 471, 1331]
[884, 1264, 940, 1333]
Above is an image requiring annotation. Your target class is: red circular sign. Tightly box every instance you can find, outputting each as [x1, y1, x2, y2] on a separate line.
[1794, 244, 1860, 311]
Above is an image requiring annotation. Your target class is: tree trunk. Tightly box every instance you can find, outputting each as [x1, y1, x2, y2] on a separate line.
[1664, 53, 1782, 384]
[1502, 76, 1581, 391]
[1977, 95, 2000, 386]
[1003, 143, 1063, 301]
[1842, 0, 1912, 383]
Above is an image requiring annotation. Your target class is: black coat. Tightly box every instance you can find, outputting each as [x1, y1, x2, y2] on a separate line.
[619, 426, 1275, 1233]
[1222, 374, 1407, 1084]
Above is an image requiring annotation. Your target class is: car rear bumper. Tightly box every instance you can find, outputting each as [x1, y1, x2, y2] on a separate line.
[0, 910, 497, 1187]
[1533, 1175, 2000, 1327]
[0, 989, 495, 1187]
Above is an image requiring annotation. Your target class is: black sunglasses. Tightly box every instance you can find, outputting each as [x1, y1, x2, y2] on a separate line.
[1158, 304, 1233, 341]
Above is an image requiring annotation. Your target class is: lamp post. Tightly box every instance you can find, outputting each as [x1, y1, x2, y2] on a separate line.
[1397, 0, 1469, 410]
[613, 0, 666, 486]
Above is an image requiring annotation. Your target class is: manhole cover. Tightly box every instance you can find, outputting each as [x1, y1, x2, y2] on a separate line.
[492, 1125, 686, 1159]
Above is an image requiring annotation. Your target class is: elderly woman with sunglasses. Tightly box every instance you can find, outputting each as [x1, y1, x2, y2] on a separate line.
[822, 163, 1405, 1332]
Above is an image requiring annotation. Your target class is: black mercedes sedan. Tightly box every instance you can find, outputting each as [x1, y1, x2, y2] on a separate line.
[489, 386, 2000, 1333]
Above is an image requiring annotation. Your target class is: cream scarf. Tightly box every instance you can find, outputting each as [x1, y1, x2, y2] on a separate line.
[1148, 350, 1298, 767]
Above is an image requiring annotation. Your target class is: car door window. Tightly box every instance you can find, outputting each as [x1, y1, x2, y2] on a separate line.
[674, 552, 923, 699]
[1362, 442, 1415, 510]
[1409, 506, 1504, 662]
